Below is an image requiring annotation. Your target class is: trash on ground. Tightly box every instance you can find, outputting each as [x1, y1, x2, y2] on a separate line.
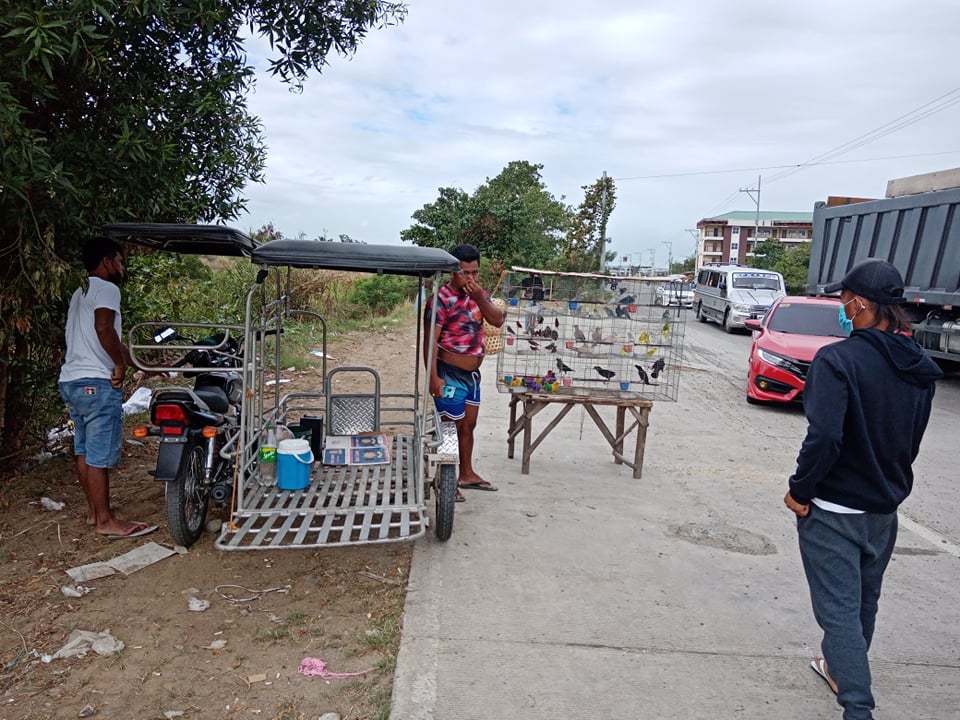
[188, 596, 210, 612]
[163, 712, 185, 719]
[66, 542, 177, 583]
[205, 639, 227, 650]
[39, 497, 65, 511]
[265, 378, 290, 386]
[78, 704, 96, 717]
[122, 386, 152, 415]
[246, 673, 267, 684]
[44, 629, 124, 662]
[309, 349, 334, 359]
[297, 657, 373, 679]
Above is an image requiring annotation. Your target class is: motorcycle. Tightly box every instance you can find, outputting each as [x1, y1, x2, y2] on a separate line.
[132, 328, 244, 547]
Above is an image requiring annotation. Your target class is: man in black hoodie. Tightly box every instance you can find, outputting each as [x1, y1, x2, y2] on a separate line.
[784, 258, 942, 720]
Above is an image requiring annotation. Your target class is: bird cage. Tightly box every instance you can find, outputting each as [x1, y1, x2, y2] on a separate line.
[494, 268, 688, 402]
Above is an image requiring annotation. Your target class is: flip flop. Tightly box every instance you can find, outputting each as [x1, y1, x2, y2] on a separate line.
[454, 491, 466, 503]
[458, 481, 498, 492]
[810, 657, 838, 695]
[106, 522, 158, 541]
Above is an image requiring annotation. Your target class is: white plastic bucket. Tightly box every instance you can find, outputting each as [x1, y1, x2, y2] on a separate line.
[277, 438, 313, 491]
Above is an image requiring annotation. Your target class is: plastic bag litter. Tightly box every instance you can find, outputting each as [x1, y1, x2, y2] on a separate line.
[44, 629, 124, 662]
[122, 386, 152, 415]
[40, 497, 65, 511]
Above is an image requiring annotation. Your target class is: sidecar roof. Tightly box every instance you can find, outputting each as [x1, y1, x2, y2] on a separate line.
[251, 239, 460, 277]
[102, 223, 258, 257]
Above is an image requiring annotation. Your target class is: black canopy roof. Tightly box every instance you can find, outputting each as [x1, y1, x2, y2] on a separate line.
[102, 223, 258, 257]
[250, 239, 460, 276]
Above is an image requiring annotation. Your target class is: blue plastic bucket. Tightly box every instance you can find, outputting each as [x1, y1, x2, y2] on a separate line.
[277, 438, 313, 491]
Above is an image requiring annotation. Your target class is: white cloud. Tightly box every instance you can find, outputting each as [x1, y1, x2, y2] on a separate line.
[239, 0, 960, 260]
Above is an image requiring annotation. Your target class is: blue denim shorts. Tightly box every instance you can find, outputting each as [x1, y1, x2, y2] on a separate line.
[434, 360, 481, 420]
[59, 379, 123, 468]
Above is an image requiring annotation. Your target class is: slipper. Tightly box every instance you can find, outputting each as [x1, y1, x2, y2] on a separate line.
[454, 491, 466, 503]
[458, 481, 498, 492]
[106, 522, 158, 541]
[810, 657, 838, 695]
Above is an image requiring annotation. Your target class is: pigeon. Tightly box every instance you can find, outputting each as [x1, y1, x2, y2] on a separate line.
[651, 358, 666, 379]
[591, 326, 603, 343]
[574, 325, 586, 343]
[544, 342, 557, 353]
[594, 366, 616, 382]
[557, 358, 573, 374]
[635, 365, 651, 385]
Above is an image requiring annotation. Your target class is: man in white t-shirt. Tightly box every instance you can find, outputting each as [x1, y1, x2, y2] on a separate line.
[59, 238, 156, 540]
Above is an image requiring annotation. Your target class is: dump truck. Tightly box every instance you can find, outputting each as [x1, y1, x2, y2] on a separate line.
[807, 168, 960, 364]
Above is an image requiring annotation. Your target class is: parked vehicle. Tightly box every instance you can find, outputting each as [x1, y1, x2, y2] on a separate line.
[807, 174, 960, 365]
[693, 265, 786, 332]
[655, 279, 694, 307]
[132, 328, 246, 546]
[744, 296, 844, 404]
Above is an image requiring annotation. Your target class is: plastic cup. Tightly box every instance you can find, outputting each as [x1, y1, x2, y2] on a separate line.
[565, 341, 575, 350]
[620, 381, 630, 391]
[562, 377, 572, 387]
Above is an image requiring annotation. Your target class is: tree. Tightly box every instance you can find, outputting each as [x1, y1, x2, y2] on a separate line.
[560, 174, 616, 272]
[0, 0, 406, 457]
[402, 161, 570, 270]
[772, 243, 813, 294]
[748, 239, 785, 270]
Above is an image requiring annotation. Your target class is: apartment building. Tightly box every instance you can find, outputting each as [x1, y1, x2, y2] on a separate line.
[695, 210, 813, 269]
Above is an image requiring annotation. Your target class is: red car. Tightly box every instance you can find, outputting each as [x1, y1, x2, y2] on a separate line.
[745, 296, 844, 404]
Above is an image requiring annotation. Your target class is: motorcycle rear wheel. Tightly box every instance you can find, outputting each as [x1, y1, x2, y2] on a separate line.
[166, 442, 210, 547]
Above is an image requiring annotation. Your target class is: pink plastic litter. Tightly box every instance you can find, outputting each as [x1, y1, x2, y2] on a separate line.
[297, 657, 372, 679]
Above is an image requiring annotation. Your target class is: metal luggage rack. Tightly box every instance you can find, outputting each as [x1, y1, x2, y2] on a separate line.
[216, 433, 424, 550]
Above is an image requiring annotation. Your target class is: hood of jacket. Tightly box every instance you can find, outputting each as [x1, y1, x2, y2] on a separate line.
[853, 328, 943, 388]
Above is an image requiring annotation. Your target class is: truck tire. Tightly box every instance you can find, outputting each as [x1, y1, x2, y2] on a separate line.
[723, 310, 736, 334]
[696, 302, 707, 323]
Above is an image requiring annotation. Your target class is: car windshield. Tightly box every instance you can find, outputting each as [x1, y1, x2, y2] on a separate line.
[732, 274, 780, 290]
[767, 303, 845, 337]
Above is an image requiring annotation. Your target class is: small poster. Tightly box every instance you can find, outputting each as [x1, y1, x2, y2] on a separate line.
[322, 434, 391, 465]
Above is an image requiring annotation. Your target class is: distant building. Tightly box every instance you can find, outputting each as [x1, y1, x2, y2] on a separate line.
[695, 210, 813, 269]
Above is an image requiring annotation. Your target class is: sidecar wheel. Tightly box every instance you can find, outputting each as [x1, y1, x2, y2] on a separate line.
[166, 442, 209, 547]
[434, 463, 456, 541]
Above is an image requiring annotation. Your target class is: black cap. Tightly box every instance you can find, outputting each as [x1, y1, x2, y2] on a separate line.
[824, 258, 906, 304]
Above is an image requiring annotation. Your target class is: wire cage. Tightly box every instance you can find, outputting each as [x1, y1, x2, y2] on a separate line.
[494, 268, 688, 402]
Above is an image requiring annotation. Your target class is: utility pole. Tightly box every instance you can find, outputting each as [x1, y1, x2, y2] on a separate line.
[598, 170, 608, 272]
[739, 175, 761, 264]
[685, 228, 701, 270]
[661, 240, 673, 274]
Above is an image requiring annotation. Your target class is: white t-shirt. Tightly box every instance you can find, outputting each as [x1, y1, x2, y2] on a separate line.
[59, 277, 122, 383]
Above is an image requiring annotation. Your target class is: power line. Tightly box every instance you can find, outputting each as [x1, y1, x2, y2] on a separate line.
[614, 149, 960, 182]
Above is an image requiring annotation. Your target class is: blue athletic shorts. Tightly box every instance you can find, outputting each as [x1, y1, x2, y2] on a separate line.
[59, 379, 123, 468]
[434, 360, 481, 421]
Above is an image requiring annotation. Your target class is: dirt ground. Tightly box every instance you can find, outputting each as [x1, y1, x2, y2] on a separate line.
[0, 317, 423, 720]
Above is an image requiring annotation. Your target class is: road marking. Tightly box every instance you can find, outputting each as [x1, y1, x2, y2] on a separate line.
[899, 513, 960, 558]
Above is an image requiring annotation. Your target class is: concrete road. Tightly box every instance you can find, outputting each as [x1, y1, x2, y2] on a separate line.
[392, 315, 960, 719]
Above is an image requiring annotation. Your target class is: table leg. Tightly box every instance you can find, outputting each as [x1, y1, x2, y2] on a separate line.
[633, 406, 650, 479]
[507, 394, 518, 459]
[615, 406, 625, 465]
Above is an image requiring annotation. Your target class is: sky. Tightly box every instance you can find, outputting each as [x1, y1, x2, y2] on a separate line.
[238, 0, 960, 266]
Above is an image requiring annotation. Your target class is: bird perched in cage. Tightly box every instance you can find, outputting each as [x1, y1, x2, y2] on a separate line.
[526, 339, 540, 350]
[574, 325, 586, 342]
[516, 320, 524, 330]
[591, 326, 603, 343]
[661, 309, 671, 321]
[506, 325, 516, 335]
[554, 317, 560, 328]
[557, 358, 573, 374]
[615, 305, 631, 320]
[645, 347, 657, 356]
[635, 365, 651, 385]
[545, 342, 557, 353]
[594, 365, 616, 382]
[603, 306, 616, 318]
[651, 358, 666, 378]
[549, 327, 559, 340]
[638, 330, 650, 345]
[537, 315, 544, 325]
[662, 321, 671, 335]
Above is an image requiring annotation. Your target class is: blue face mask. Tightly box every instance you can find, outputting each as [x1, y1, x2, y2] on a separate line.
[838, 303, 853, 335]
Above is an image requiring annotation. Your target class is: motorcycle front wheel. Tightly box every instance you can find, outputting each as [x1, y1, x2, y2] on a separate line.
[166, 442, 210, 547]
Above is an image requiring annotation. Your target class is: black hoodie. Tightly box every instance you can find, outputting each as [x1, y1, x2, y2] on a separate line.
[789, 328, 942, 513]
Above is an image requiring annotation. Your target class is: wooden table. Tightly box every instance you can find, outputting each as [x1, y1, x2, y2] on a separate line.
[506, 391, 654, 479]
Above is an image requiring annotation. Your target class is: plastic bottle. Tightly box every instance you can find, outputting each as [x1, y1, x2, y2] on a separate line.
[259, 423, 278, 486]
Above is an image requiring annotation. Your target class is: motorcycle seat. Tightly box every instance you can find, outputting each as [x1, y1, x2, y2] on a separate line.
[194, 387, 230, 414]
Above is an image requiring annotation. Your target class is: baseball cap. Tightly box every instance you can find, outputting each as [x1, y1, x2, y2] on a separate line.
[824, 258, 906, 304]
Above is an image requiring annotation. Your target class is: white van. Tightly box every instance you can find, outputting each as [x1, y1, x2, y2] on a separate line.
[693, 265, 786, 333]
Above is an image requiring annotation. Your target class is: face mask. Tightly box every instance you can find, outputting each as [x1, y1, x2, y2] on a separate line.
[838, 297, 862, 335]
[837, 303, 853, 335]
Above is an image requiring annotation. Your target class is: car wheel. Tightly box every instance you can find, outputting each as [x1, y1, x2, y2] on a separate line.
[723, 310, 736, 334]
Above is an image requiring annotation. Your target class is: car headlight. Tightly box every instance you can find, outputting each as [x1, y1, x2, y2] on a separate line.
[757, 347, 804, 374]
[733, 303, 751, 313]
